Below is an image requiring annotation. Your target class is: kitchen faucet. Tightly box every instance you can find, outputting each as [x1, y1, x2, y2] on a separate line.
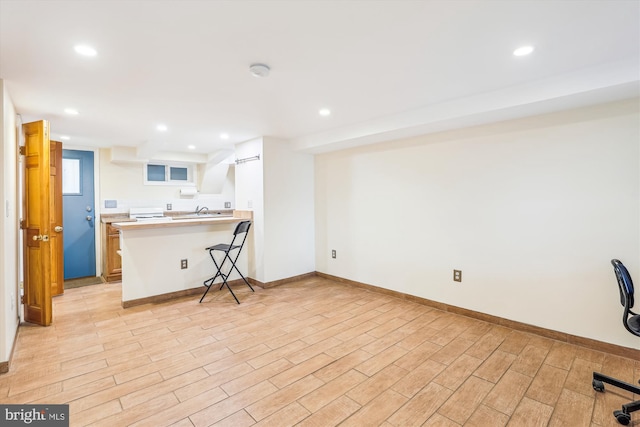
[195, 206, 209, 215]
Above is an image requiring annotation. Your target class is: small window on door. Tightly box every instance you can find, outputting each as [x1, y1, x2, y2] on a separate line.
[62, 158, 82, 194]
[144, 163, 196, 186]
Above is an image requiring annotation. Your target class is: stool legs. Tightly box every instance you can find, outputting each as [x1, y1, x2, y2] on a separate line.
[200, 247, 253, 304]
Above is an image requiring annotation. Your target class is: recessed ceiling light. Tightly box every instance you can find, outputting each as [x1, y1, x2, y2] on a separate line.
[513, 45, 535, 56]
[74, 45, 97, 57]
[187, 145, 196, 150]
[156, 124, 168, 131]
[220, 133, 229, 140]
[64, 108, 79, 115]
[319, 108, 331, 117]
[59, 136, 70, 140]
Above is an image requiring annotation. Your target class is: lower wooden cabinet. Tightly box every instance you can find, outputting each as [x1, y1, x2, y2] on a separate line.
[102, 223, 122, 282]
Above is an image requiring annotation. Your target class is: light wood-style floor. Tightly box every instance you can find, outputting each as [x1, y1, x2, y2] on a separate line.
[1, 277, 638, 426]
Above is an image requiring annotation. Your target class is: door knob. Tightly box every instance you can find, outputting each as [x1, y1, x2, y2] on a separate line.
[86, 216, 93, 221]
[32, 235, 42, 241]
[54, 226, 63, 232]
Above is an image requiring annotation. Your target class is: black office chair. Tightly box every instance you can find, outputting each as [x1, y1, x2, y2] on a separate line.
[200, 220, 254, 304]
[592, 259, 640, 425]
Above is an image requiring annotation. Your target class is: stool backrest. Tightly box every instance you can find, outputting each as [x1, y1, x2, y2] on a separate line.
[612, 259, 635, 309]
[611, 259, 639, 338]
[234, 220, 251, 236]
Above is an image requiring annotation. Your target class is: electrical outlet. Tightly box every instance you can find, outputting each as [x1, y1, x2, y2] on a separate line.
[166, 203, 172, 210]
[453, 269, 462, 282]
[181, 259, 188, 269]
[331, 250, 336, 259]
[224, 202, 231, 208]
[247, 200, 253, 208]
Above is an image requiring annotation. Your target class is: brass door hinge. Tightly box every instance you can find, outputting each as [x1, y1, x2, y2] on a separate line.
[19, 219, 26, 229]
[20, 295, 24, 304]
[19, 146, 26, 156]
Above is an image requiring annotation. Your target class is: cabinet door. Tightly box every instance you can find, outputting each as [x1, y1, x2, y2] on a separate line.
[103, 224, 122, 281]
[107, 232, 121, 275]
[104, 224, 122, 282]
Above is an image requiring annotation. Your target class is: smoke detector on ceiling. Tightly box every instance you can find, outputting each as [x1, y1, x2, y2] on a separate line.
[249, 63, 270, 78]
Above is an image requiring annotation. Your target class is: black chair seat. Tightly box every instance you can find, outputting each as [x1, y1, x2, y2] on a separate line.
[200, 220, 254, 304]
[206, 243, 240, 252]
[628, 315, 640, 334]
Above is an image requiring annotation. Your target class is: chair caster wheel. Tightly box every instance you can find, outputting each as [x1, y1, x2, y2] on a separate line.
[592, 379, 605, 392]
[613, 410, 631, 425]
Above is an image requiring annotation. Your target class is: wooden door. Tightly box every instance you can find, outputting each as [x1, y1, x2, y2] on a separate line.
[22, 120, 52, 326]
[50, 140, 63, 296]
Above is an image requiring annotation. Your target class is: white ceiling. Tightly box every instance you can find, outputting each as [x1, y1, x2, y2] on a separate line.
[1, 0, 638, 157]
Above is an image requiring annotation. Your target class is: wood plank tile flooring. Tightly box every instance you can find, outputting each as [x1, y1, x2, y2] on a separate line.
[1, 276, 638, 426]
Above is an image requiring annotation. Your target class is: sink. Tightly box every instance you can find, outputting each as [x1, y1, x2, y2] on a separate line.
[173, 213, 231, 220]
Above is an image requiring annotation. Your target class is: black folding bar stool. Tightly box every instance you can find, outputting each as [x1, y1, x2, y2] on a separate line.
[200, 220, 254, 304]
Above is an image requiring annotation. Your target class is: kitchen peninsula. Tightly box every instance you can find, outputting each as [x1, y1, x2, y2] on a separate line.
[111, 211, 253, 307]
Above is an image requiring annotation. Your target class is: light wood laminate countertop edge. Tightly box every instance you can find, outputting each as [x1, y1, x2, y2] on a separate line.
[111, 210, 253, 231]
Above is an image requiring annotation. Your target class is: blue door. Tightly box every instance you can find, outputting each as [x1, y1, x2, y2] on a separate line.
[62, 149, 96, 279]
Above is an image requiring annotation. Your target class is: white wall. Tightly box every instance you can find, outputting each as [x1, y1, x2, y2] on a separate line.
[234, 137, 316, 284]
[234, 138, 264, 280]
[263, 137, 315, 282]
[199, 162, 234, 196]
[315, 98, 640, 349]
[0, 80, 20, 365]
[99, 148, 235, 214]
